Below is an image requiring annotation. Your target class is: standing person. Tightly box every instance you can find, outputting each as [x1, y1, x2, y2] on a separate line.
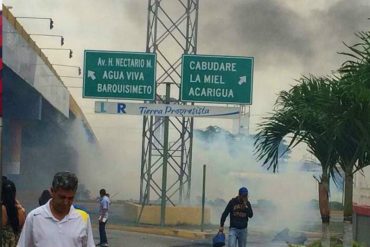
[17, 171, 95, 247]
[1, 178, 26, 246]
[97, 189, 110, 247]
[38, 189, 51, 206]
[219, 187, 253, 247]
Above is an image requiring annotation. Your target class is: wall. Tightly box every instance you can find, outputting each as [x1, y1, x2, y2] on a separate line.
[353, 166, 370, 245]
[130, 202, 211, 226]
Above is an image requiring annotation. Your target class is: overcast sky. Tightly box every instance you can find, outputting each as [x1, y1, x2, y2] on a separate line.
[4, 0, 370, 154]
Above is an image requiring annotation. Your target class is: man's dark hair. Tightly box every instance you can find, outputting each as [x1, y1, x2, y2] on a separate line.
[52, 171, 78, 192]
[100, 189, 106, 196]
[38, 189, 52, 206]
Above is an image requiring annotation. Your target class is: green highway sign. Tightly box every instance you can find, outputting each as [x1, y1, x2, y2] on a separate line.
[83, 50, 156, 100]
[181, 54, 254, 104]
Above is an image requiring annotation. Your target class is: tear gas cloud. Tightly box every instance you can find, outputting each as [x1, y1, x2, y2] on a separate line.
[74, 122, 342, 232]
[190, 127, 342, 231]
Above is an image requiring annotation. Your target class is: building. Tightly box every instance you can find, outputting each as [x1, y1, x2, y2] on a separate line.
[353, 166, 370, 245]
[2, 5, 98, 203]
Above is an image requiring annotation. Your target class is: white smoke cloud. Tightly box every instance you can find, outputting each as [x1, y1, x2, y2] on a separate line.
[190, 129, 331, 232]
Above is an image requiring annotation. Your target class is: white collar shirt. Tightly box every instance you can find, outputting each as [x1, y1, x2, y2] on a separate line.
[17, 200, 95, 247]
[99, 196, 110, 219]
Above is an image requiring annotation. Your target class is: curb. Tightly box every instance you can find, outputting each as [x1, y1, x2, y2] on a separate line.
[96, 224, 214, 240]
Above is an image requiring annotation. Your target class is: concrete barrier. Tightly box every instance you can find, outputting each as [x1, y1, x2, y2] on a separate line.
[122, 202, 211, 226]
[100, 224, 214, 240]
[75, 200, 211, 226]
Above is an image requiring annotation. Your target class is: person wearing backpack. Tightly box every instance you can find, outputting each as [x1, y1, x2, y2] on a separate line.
[219, 187, 253, 247]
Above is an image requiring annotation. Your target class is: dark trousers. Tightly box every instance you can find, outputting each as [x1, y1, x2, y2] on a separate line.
[99, 221, 108, 244]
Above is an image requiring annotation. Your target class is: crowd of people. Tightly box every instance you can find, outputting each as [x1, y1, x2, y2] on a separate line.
[1, 172, 110, 247]
[2, 172, 252, 247]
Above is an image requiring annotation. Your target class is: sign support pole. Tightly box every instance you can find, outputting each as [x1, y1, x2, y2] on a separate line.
[160, 83, 171, 227]
[201, 164, 206, 232]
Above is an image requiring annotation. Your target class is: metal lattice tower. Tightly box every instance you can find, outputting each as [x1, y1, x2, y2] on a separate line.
[139, 0, 199, 225]
[235, 105, 250, 135]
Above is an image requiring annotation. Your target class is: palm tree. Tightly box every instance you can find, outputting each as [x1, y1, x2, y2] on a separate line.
[254, 30, 370, 246]
[254, 76, 339, 246]
[332, 31, 370, 246]
[329, 93, 369, 246]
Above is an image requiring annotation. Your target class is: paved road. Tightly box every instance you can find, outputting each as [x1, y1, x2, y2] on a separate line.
[92, 228, 211, 247]
[92, 228, 290, 247]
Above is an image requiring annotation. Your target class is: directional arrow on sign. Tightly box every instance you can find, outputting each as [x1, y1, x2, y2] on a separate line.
[238, 76, 247, 85]
[87, 70, 96, 80]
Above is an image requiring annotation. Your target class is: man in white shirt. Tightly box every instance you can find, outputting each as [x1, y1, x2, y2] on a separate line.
[17, 171, 95, 247]
[97, 189, 110, 247]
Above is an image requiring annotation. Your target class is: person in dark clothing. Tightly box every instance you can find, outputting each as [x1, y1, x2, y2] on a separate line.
[2, 178, 26, 246]
[38, 189, 52, 206]
[219, 187, 253, 247]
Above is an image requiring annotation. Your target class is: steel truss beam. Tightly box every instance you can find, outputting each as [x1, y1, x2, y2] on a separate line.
[139, 0, 199, 225]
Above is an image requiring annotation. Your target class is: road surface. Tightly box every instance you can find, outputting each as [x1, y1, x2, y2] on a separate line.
[92, 228, 211, 247]
[92, 228, 290, 247]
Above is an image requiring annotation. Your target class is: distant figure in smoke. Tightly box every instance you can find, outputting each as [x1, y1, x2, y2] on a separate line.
[38, 189, 52, 206]
[219, 187, 253, 247]
[1, 177, 26, 246]
[105, 193, 112, 205]
[97, 189, 110, 247]
[17, 171, 95, 247]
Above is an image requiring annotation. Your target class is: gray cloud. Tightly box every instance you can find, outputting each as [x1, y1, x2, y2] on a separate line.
[309, 0, 370, 55]
[314, 0, 370, 36]
[198, 0, 370, 72]
[122, 1, 147, 29]
[198, 0, 313, 68]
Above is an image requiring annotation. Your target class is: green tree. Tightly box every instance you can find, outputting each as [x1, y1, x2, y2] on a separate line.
[334, 31, 370, 222]
[255, 30, 370, 246]
[329, 32, 370, 246]
[254, 76, 339, 224]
